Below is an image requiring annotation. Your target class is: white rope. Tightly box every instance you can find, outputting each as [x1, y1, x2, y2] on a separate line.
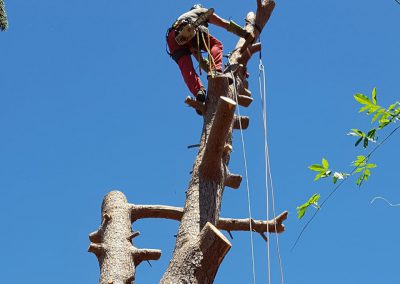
[231, 70, 257, 284]
[258, 60, 285, 284]
[258, 62, 272, 283]
[371, 196, 400, 207]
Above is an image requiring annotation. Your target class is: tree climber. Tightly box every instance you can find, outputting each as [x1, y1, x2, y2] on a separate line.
[166, 4, 251, 104]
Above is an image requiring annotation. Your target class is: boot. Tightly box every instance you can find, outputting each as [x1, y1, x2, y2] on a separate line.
[195, 88, 206, 115]
[196, 88, 206, 103]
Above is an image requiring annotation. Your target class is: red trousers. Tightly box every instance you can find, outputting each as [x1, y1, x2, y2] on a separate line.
[167, 29, 223, 96]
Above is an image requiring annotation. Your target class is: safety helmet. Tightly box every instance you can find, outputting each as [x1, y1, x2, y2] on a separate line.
[191, 4, 204, 10]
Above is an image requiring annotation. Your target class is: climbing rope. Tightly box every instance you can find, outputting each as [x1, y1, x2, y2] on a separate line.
[201, 31, 217, 75]
[226, 32, 285, 284]
[258, 57, 285, 284]
[231, 70, 257, 284]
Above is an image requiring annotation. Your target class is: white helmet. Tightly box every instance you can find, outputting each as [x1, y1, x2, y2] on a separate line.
[191, 4, 204, 10]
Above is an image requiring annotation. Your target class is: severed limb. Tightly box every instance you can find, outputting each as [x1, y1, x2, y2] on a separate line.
[130, 203, 287, 234]
[185, 96, 205, 114]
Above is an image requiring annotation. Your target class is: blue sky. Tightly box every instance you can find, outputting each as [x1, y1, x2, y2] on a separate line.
[1, 0, 399, 283]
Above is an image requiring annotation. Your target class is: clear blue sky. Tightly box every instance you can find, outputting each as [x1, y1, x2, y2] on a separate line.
[1, 1, 399, 283]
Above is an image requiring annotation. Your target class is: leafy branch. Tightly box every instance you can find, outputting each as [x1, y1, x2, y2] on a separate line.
[296, 194, 320, 219]
[297, 88, 399, 219]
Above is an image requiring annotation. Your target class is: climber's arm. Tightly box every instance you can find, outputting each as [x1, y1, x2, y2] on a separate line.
[209, 13, 251, 39]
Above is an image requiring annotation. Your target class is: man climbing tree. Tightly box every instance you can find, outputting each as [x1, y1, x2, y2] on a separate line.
[166, 4, 251, 105]
[89, 2, 286, 283]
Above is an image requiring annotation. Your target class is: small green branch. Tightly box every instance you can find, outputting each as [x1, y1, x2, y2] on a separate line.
[0, 0, 8, 31]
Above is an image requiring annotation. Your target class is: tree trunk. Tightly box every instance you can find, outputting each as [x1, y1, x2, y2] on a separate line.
[161, 2, 277, 283]
[160, 76, 235, 284]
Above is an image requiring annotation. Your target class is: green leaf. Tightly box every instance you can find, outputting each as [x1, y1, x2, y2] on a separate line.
[322, 158, 329, 169]
[356, 175, 364, 187]
[354, 93, 371, 105]
[359, 105, 370, 113]
[356, 155, 366, 163]
[310, 194, 320, 205]
[363, 137, 369, 148]
[366, 163, 377, 169]
[372, 109, 385, 122]
[372, 87, 377, 105]
[367, 128, 376, 140]
[378, 120, 390, 129]
[309, 164, 325, 172]
[367, 105, 380, 115]
[314, 171, 325, 181]
[297, 194, 321, 219]
[297, 207, 307, 219]
[355, 137, 363, 147]
[388, 102, 399, 111]
[380, 112, 390, 122]
[354, 167, 364, 173]
[353, 155, 366, 167]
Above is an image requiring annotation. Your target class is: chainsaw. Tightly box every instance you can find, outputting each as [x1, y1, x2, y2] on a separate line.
[175, 8, 215, 46]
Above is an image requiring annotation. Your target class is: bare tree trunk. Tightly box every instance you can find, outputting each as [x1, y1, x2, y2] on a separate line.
[160, 76, 236, 284]
[161, 2, 277, 283]
[88, 191, 161, 284]
[0, 0, 8, 31]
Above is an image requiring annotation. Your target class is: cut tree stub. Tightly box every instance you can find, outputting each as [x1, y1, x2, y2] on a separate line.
[89, 191, 162, 284]
[95, 191, 136, 284]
